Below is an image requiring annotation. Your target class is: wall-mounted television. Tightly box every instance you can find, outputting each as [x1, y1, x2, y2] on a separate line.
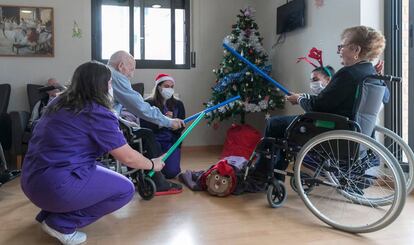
[276, 0, 305, 34]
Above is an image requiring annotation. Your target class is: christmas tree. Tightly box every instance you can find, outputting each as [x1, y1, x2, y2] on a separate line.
[205, 6, 285, 124]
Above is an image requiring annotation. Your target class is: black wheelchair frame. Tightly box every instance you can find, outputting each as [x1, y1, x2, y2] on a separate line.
[100, 118, 157, 200]
[241, 74, 408, 233]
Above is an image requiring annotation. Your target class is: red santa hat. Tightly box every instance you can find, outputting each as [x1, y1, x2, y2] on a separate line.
[155, 73, 175, 86]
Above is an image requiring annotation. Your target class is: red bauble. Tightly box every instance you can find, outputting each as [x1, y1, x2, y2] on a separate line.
[213, 122, 220, 130]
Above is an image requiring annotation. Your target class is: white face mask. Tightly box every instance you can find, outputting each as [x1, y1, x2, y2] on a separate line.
[108, 86, 114, 98]
[159, 87, 174, 99]
[310, 81, 325, 94]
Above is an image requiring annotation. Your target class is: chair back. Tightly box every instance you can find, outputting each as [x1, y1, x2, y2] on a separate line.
[131, 83, 144, 96]
[27, 84, 47, 112]
[352, 76, 387, 137]
[0, 84, 11, 113]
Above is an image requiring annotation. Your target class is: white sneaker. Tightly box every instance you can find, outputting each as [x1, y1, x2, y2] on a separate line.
[41, 221, 87, 245]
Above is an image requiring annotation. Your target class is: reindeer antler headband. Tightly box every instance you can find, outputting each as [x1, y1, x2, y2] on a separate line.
[297, 47, 332, 78]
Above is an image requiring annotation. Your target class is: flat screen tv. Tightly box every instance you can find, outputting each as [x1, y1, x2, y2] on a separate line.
[276, 0, 305, 34]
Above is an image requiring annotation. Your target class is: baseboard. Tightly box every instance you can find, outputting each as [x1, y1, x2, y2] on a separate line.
[181, 145, 223, 153]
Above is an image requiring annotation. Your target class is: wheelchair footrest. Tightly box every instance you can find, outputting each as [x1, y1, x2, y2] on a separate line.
[0, 170, 21, 185]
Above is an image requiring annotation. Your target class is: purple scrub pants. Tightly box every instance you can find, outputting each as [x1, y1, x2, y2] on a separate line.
[159, 140, 181, 179]
[22, 165, 134, 234]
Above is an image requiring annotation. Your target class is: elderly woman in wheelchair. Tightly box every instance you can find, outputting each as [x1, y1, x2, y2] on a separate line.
[245, 26, 411, 233]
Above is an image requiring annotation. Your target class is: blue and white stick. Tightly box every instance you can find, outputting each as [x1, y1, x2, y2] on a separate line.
[223, 42, 291, 95]
[184, 95, 241, 123]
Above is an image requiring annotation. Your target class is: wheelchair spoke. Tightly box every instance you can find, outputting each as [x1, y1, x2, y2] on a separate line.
[295, 130, 406, 233]
[308, 146, 339, 174]
[374, 125, 414, 193]
[320, 141, 338, 166]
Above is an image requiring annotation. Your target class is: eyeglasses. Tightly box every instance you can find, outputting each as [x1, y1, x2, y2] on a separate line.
[337, 43, 351, 53]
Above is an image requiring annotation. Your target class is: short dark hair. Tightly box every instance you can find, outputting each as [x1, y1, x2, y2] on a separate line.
[45, 61, 112, 114]
[312, 65, 335, 78]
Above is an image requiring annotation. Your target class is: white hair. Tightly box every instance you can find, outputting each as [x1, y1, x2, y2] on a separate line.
[107, 50, 134, 69]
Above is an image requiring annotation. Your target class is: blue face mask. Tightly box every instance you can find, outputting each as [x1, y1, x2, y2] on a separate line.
[310, 81, 325, 94]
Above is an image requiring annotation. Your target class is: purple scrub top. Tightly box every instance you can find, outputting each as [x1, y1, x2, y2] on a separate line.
[21, 101, 127, 196]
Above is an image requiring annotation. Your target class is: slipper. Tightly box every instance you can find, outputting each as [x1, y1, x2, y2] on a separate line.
[155, 181, 183, 196]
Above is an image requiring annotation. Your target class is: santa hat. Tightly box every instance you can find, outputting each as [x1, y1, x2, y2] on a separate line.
[155, 73, 175, 86]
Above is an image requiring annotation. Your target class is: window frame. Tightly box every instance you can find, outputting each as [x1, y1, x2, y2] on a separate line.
[91, 0, 190, 69]
[384, 0, 402, 136]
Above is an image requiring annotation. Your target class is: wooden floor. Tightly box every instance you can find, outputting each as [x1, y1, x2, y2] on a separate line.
[1, 148, 414, 245]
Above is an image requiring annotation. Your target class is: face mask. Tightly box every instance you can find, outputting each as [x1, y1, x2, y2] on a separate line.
[310, 81, 325, 94]
[108, 86, 114, 98]
[160, 87, 174, 99]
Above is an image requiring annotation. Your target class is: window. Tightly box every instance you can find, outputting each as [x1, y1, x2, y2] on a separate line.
[92, 0, 190, 69]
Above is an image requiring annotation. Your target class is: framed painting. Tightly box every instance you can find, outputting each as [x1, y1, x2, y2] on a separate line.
[0, 5, 54, 57]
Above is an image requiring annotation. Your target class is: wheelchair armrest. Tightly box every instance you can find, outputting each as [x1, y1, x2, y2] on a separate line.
[118, 117, 140, 130]
[9, 111, 30, 154]
[286, 112, 355, 147]
[295, 112, 349, 124]
[288, 112, 352, 131]
[118, 117, 146, 146]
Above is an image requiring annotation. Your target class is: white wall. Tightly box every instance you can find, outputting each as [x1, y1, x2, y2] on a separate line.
[361, 0, 384, 30]
[0, 0, 384, 146]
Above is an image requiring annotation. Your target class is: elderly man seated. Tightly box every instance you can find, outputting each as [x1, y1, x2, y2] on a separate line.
[27, 78, 66, 131]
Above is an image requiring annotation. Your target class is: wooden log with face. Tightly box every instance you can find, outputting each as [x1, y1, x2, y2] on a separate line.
[205, 170, 234, 197]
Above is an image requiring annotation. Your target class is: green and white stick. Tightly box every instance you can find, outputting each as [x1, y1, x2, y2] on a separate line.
[148, 111, 206, 177]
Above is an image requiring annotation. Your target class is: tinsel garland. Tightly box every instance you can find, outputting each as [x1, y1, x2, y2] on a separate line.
[213, 65, 271, 92]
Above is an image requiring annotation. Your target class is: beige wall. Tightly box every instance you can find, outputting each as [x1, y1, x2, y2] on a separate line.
[0, 0, 91, 111]
[0, 0, 384, 146]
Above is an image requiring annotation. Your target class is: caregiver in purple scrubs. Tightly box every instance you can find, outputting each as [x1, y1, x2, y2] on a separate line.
[21, 61, 165, 245]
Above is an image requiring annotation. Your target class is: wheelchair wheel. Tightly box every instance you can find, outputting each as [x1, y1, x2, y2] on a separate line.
[373, 125, 414, 194]
[135, 171, 156, 200]
[294, 130, 406, 233]
[267, 180, 287, 208]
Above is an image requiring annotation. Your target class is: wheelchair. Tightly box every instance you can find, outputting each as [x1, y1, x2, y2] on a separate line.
[243, 74, 411, 233]
[0, 143, 21, 187]
[372, 124, 414, 194]
[100, 118, 157, 200]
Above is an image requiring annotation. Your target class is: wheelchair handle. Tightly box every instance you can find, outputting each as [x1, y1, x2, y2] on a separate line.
[367, 74, 402, 83]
